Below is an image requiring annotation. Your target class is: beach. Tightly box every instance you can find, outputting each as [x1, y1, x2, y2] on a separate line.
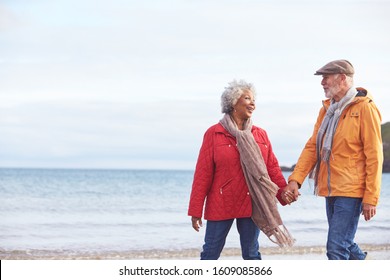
[2, 244, 390, 260]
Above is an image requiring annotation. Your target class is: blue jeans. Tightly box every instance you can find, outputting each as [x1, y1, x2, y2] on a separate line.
[200, 218, 261, 260]
[325, 197, 366, 260]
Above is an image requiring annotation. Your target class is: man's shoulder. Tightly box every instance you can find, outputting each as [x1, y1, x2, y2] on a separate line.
[356, 87, 368, 97]
[354, 87, 376, 105]
[351, 88, 382, 117]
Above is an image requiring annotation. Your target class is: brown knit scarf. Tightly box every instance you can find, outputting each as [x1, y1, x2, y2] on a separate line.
[220, 114, 294, 248]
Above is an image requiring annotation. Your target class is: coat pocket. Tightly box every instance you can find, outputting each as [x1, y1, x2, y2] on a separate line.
[219, 178, 233, 195]
[218, 178, 235, 212]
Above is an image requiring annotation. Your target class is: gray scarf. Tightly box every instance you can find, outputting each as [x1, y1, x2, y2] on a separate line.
[220, 114, 294, 247]
[310, 87, 357, 191]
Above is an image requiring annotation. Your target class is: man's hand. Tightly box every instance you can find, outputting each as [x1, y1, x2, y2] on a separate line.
[362, 203, 376, 221]
[284, 180, 301, 202]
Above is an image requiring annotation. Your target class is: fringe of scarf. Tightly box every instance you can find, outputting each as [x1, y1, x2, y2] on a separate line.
[220, 114, 294, 248]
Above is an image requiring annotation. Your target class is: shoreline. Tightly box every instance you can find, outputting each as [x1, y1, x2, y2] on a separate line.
[2, 244, 390, 260]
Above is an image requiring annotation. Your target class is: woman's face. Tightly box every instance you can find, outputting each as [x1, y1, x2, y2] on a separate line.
[233, 90, 256, 119]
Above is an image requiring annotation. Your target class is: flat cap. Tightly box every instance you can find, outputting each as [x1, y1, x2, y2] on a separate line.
[314, 59, 354, 76]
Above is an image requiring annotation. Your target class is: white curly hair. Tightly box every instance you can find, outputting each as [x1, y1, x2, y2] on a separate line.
[221, 79, 256, 114]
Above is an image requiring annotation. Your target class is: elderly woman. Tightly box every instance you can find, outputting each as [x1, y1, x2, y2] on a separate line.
[188, 79, 294, 260]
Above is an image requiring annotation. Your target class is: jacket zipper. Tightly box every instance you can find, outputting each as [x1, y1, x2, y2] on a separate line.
[324, 99, 358, 196]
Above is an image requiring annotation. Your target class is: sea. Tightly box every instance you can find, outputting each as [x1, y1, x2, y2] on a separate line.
[1, 168, 389, 259]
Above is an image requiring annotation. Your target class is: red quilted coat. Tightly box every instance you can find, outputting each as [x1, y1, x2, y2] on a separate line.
[188, 123, 287, 221]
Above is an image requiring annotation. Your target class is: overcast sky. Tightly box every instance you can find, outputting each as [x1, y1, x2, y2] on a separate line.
[1, 0, 389, 170]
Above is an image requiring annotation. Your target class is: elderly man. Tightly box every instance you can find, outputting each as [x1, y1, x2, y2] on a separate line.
[285, 59, 383, 260]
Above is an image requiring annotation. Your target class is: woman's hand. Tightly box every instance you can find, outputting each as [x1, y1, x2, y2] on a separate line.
[191, 216, 202, 232]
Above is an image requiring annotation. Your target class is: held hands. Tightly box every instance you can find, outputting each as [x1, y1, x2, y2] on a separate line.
[191, 216, 202, 232]
[282, 181, 301, 205]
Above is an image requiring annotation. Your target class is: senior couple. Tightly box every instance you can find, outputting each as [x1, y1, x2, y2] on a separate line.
[187, 59, 383, 260]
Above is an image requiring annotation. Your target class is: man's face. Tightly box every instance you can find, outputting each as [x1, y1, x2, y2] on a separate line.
[321, 74, 343, 101]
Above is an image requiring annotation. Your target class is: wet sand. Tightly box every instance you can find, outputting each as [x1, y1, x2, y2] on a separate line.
[1, 244, 389, 260]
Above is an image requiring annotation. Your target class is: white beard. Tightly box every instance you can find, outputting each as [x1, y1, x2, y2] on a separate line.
[325, 90, 333, 99]
[326, 83, 341, 99]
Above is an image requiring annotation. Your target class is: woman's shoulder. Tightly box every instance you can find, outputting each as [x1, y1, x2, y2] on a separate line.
[205, 123, 226, 133]
[251, 125, 270, 141]
[202, 123, 227, 138]
[251, 124, 267, 135]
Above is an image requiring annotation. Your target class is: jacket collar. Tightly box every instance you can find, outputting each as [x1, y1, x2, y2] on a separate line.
[322, 87, 370, 109]
[215, 122, 255, 135]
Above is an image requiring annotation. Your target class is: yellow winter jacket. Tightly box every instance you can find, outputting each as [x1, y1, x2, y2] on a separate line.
[288, 88, 383, 206]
